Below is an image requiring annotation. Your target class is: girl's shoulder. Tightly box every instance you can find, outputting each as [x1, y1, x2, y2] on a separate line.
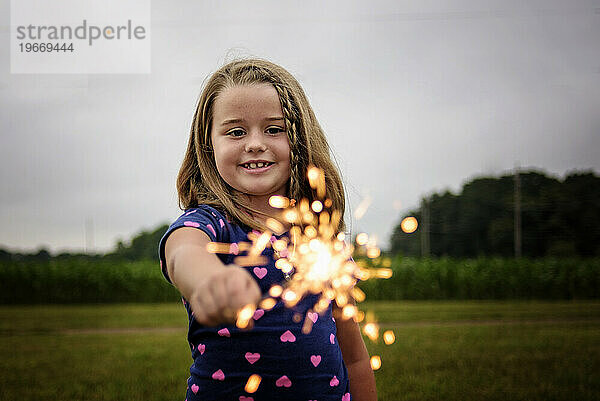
[158, 204, 237, 283]
[183, 204, 227, 221]
[169, 204, 231, 239]
[165, 204, 252, 243]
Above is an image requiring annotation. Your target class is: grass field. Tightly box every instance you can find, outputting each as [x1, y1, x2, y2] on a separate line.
[1, 301, 599, 401]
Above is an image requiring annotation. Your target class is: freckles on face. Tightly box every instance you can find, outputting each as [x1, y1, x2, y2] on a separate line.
[209, 83, 291, 198]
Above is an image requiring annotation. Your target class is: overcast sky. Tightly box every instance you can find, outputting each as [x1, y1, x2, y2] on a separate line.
[1, 0, 599, 254]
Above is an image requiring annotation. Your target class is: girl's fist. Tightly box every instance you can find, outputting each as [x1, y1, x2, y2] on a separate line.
[188, 265, 261, 326]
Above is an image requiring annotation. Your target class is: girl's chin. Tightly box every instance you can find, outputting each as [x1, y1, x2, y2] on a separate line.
[243, 190, 284, 198]
[234, 185, 287, 199]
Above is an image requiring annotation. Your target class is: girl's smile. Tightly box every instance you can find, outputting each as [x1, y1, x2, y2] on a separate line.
[210, 83, 291, 200]
[239, 160, 275, 173]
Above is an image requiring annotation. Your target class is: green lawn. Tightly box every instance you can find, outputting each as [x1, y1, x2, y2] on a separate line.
[1, 301, 598, 401]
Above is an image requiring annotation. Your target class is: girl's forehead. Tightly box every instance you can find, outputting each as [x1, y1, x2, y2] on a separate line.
[213, 83, 283, 119]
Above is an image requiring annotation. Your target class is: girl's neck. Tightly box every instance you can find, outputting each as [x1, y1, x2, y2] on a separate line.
[243, 193, 291, 232]
[244, 194, 279, 224]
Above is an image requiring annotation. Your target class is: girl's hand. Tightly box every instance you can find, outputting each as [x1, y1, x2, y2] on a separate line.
[188, 265, 262, 326]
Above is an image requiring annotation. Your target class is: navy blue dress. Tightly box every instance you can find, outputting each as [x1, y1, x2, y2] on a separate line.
[158, 205, 351, 401]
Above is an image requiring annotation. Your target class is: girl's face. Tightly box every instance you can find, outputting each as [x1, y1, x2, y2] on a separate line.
[210, 83, 291, 201]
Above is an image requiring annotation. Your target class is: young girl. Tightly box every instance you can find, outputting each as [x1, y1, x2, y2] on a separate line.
[158, 59, 377, 401]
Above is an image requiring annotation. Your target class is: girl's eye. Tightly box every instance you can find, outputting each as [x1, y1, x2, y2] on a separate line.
[266, 127, 284, 135]
[227, 129, 245, 137]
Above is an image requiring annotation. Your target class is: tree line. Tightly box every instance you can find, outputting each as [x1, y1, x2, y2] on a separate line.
[0, 224, 169, 263]
[390, 169, 599, 258]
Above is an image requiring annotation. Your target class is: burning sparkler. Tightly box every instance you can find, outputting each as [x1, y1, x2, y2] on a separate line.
[206, 165, 396, 378]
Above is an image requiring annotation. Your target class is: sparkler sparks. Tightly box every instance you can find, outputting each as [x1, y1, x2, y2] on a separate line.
[354, 195, 372, 220]
[400, 216, 418, 234]
[383, 330, 396, 345]
[370, 355, 382, 370]
[244, 374, 261, 393]
[206, 165, 396, 370]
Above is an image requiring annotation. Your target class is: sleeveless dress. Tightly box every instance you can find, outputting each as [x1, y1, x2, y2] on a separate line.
[158, 205, 351, 401]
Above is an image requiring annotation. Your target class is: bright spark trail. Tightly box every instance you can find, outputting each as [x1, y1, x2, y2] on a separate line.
[206, 166, 399, 388]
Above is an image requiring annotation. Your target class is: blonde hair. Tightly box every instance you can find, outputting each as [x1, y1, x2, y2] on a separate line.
[177, 58, 346, 231]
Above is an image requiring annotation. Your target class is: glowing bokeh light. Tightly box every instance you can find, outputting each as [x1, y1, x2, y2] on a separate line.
[355, 233, 369, 246]
[400, 216, 418, 233]
[383, 330, 396, 345]
[245, 374, 262, 393]
[311, 200, 323, 213]
[370, 355, 382, 370]
[269, 195, 289, 209]
[363, 323, 379, 342]
[354, 195, 372, 220]
[236, 304, 256, 329]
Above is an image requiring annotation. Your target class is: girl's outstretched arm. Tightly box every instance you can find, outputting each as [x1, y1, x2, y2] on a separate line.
[165, 227, 262, 326]
[334, 303, 378, 401]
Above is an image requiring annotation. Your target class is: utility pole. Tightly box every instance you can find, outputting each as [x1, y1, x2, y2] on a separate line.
[85, 217, 95, 253]
[514, 165, 522, 258]
[421, 197, 430, 257]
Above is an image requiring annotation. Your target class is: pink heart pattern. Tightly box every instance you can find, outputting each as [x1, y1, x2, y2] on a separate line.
[183, 221, 200, 228]
[245, 352, 260, 364]
[342, 393, 351, 401]
[191, 384, 199, 394]
[253, 267, 267, 279]
[230, 242, 239, 255]
[197, 344, 205, 355]
[206, 224, 217, 237]
[310, 355, 322, 367]
[280, 330, 296, 342]
[212, 369, 225, 381]
[239, 397, 254, 401]
[275, 375, 292, 387]
[330, 376, 340, 387]
[330, 333, 335, 344]
[253, 309, 264, 320]
[219, 218, 225, 228]
[218, 328, 230, 337]
[308, 312, 318, 323]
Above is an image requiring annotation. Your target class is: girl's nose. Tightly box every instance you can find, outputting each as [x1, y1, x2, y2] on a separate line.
[244, 130, 267, 153]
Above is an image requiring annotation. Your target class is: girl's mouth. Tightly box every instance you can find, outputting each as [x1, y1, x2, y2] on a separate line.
[240, 161, 274, 171]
